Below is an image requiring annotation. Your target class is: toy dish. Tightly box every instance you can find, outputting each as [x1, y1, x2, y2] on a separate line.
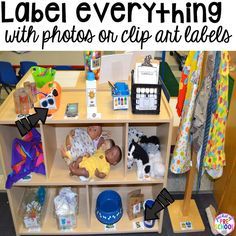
[95, 190, 123, 225]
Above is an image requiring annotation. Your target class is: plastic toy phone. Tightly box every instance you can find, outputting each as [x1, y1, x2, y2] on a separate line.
[65, 103, 78, 117]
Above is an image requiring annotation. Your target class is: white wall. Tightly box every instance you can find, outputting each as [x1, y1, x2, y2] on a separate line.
[0, 51, 85, 65]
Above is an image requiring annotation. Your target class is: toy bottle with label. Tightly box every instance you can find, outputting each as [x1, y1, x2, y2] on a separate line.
[86, 72, 97, 115]
[84, 51, 101, 80]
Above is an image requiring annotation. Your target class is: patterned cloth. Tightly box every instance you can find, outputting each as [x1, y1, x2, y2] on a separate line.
[176, 51, 196, 117]
[204, 51, 229, 175]
[5, 129, 46, 189]
[191, 52, 216, 153]
[170, 51, 204, 174]
[67, 128, 96, 163]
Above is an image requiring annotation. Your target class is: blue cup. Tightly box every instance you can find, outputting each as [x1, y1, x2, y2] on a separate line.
[143, 199, 156, 228]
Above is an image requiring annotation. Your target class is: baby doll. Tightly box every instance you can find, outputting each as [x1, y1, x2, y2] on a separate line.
[69, 145, 122, 180]
[61, 125, 103, 165]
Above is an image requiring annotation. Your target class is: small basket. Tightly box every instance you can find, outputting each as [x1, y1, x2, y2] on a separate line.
[131, 70, 162, 114]
[32, 66, 56, 88]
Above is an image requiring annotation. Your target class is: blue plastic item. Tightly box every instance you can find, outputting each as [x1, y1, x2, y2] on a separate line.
[112, 82, 129, 96]
[87, 71, 95, 81]
[95, 190, 123, 225]
[19, 61, 37, 78]
[143, 199, 156, 228]
[0, 61, 19, 96]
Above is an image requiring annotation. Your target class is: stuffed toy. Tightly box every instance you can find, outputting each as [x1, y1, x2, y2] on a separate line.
[128, 140, 150, 179]
[128, 128, 144, 148]
[139, 135, 160, 148]
[140, 143, 165, 178]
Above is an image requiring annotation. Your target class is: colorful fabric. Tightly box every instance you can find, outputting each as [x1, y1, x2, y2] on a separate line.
[191, 52, 216, 152]
[79, 149, 110, 178]
[170, 51, 204, 174]
[196, 51, 221, 188]
[204, 51, 229, 173]
[176, 51, 198, 117]
[5, 129, 46, 189]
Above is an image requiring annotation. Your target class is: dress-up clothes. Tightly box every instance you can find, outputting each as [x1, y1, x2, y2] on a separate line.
[5, 129, 46, 189]
[176, 51, 197, 117]
[65, 128, 96, 165]
[170, 51, 204, 174]
[191, 52, 216, 153]
[203, 51, 229, 178]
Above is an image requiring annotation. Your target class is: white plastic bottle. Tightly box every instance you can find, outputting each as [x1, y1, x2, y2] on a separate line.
[86, 71, 97, 116]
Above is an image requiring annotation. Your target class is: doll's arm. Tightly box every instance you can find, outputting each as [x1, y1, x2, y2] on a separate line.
[97, 137, 105, 149]
[69, 164, 89, 178]
[95, 168, 107, 179]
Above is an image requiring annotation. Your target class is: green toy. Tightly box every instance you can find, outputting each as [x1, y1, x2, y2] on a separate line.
[32, 66, 56, 88]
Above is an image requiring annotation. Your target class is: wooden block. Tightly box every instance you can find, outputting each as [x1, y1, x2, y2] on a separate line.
[168, 199, 205, 233]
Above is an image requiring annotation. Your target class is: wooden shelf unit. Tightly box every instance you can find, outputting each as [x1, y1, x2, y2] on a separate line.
[0, 73, 173, 235]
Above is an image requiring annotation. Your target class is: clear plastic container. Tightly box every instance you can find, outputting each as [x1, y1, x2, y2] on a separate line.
[21, 187, 47, 230]
[54, 187, 79, 230]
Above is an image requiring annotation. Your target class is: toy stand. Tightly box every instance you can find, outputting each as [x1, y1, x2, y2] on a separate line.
[168, 53, 208, 233]
[168, 152, 205, 233]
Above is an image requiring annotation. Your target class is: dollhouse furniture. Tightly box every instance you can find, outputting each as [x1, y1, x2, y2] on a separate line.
[0, 70, 173, 235]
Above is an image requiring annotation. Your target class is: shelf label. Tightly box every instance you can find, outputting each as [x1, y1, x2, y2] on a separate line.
[180, 221, 193, 230]
[133, 221, 144, 230]
[104, 223, 117, 231]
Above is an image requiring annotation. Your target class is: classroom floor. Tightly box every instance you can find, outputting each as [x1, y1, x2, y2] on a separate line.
[0, 192, 218, 236]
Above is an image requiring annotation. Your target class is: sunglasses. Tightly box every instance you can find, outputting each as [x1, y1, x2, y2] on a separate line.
[37, 89, 59, 110]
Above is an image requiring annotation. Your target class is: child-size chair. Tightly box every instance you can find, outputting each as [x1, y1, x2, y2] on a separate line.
[0, 61, 19, 97]
[19, 61, 37, 78]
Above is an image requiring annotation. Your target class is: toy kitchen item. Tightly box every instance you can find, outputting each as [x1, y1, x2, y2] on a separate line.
[32, 66, 56, 88]
[110, 82, 129, 110]
[54, 187, 78, 230]
[131, 56, 161, 115]
[38, 81, 62, 116]
[127, 189, 144, 220]
[143, 199, 156, 228]
[84, 51, 101, 80]
[95, 190, 123, 225]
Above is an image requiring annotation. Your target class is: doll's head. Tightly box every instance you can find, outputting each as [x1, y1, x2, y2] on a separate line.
[99, 139, 115, 151]
[105, 145, 122, 166]
[87, 125, 102, 140]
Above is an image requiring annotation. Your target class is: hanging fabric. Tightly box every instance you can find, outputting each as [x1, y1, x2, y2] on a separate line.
[176, 51, 196, 117]
[191, 52, 216, 153]
[203, 51, 229, 178]
[196, 51, 221, 189]
[170, 51, 204, 174]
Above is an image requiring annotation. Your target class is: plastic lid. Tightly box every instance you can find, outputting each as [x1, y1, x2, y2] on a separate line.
[87, 71, 95, 81]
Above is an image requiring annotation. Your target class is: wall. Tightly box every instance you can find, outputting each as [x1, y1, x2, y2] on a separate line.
[0, 51, 85, 65]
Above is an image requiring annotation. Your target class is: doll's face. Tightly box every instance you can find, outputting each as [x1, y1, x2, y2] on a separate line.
[105, 146, 121, 166]
[87, 125, 102, 140]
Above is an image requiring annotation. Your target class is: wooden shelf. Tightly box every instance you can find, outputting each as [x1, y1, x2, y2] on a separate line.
[0, 91, 172, 124]
[0, 174, 4, 191]
[0, 69, 173, 235]
[19, 187, 89, 235]
[89, 185, 160, 234]
[15, 149, 164, 186]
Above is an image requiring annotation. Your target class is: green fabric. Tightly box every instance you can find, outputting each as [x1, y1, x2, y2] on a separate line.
[159, 61, 179, 97]
[228, 75, 234, 106]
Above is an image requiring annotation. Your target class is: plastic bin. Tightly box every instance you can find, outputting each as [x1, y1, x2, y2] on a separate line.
[31, 66, 56, 88]
[131, 70, 162, 115]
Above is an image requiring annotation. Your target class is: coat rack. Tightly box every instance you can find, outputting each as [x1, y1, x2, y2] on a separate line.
[168, 52, 208, 233]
